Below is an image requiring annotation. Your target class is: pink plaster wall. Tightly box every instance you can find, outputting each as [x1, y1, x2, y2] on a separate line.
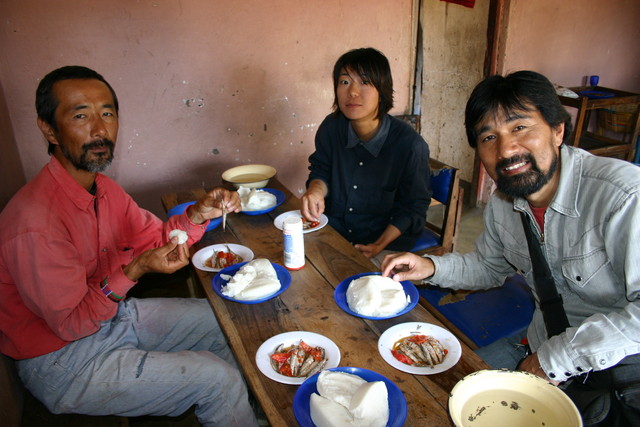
[500, 0, 640, 91]
[0, 0, 416, 215]
[0, 77, 25, 210]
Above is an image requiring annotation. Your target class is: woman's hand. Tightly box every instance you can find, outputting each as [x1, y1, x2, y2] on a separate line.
[301, 180, 327, 222]
[355, 242, 384, 258]
[356, 225, 401, 258]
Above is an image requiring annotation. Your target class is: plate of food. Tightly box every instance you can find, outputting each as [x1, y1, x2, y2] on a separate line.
[293, 367, 408, 427]
[378, 322, 462, 375]
[238, 187, 285, 215]
[273, 210, 329, 233]
[334, 273, 418, 320]
[192, 244, 254, 272]
[166, 201, 222, 232]
[212, 259, 291, 304]
[255, 331, 341, 385]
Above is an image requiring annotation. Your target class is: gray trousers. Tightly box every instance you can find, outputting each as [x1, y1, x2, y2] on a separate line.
[17, 298, 258, 427]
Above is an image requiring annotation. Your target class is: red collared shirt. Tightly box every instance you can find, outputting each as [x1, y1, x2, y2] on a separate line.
[0, 157, 207, 359]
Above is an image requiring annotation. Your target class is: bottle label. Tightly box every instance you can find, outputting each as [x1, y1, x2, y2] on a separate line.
[283, 231, 305, 269]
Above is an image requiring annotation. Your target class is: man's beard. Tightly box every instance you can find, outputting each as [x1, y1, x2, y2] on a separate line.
[60, 138, 115, 173]
[495, 152, 558, 199]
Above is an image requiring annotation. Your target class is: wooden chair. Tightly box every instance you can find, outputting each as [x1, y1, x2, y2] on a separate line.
[411, 158, 463, 256]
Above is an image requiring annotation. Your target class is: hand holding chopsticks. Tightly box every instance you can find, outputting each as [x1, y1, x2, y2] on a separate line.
[186, 188, 241, 226]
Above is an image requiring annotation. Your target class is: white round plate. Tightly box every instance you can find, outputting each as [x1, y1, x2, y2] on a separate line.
[191, 244, 254, 272]
[378, 322, 461, 375]
[273, 210, 328, 234]
[255, 331, 341, 385]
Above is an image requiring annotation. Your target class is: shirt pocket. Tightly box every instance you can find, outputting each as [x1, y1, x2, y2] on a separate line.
[562, 249, 619, 305]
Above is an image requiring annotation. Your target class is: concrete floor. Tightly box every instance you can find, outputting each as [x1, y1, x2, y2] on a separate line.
[457, 206, 485, 254]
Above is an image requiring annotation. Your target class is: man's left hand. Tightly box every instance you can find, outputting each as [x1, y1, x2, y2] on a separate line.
[518, 353, 560, 385]
[123, 236, 190, 281]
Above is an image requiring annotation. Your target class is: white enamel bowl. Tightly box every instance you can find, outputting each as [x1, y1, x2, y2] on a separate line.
[448, 370, 582, 426]
[222, 164, 276, 188]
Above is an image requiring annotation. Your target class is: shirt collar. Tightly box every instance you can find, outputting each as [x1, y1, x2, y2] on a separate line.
[345, 114, 390, 157]
[513, 145, 580, 217]
[548, 145, 580, 217]
[47, 156, 100, 211]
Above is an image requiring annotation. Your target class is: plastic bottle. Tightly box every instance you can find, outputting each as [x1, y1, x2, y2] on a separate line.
[283, 216, 305, 270]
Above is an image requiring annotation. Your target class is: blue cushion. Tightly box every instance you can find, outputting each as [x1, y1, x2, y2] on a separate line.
[418, 274, 535, 347]
[411, 228, 440, 251]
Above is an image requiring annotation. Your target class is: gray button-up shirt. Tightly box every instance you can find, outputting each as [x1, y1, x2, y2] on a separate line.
[427, 145, 640, 381]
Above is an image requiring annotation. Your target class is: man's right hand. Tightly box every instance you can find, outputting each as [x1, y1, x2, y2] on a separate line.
[380, 252, 435, 282]
[301, 179, 328, 222]
[123, 236, 190, 281]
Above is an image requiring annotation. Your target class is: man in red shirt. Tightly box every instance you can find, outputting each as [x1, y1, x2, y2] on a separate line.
[0, 66, 257, 426]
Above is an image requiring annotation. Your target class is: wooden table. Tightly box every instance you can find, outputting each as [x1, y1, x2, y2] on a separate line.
[162, 179, 488, 426]
[558, 86, 640, 160]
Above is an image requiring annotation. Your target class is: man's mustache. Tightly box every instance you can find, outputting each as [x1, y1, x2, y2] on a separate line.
[496, 154, 532, 171]
[82, 138, 114, 151]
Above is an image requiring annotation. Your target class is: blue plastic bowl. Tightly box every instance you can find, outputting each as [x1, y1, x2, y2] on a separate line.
[166, 201, 222, 231]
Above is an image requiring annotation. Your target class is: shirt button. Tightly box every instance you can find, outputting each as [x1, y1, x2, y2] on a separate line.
[349, 208, 353, 212]
[564, 371, 572, 377]
[549, 372, 556, 378]
[576, 367, 583, 372]
[576, 276, 582, 281]
[600, 359, 607, 365]
[359, 162, 364, 166]
[353, 185, 358, 189]
[102, 248, 107, 252]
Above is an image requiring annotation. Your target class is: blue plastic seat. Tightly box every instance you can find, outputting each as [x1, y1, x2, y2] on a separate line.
[418, 274, 535, 348]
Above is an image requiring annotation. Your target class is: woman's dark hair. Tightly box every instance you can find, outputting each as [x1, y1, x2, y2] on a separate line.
[464, 70, 573, 148]
[36, 66, 119, 154]
[332, 47, 394, 119]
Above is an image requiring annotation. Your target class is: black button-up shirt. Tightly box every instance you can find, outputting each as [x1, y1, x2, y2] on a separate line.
[307, 113, 431, 250]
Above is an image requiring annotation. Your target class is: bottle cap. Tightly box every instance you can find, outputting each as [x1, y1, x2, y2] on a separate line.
[283, 216, 303, 231]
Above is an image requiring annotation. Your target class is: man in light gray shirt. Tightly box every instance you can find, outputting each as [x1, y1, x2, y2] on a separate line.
[382, 71, 640, 426]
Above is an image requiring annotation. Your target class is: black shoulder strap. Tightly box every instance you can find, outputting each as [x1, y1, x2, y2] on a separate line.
[520, 212, 570, 338]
